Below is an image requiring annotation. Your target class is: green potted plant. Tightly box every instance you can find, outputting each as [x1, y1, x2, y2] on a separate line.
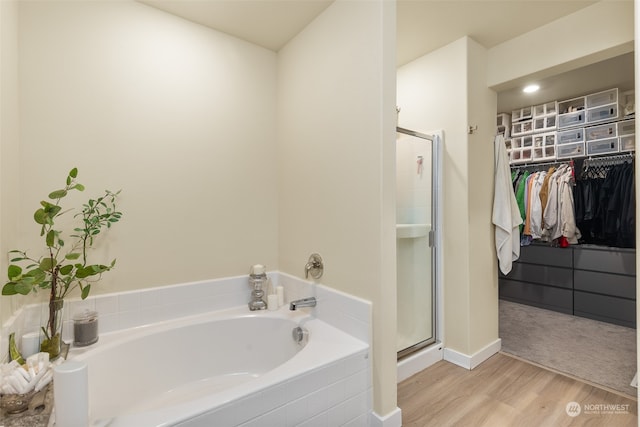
[2, 168, 122, 359]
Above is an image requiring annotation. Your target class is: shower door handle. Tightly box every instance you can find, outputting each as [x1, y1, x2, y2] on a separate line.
[428, 230, 435, 247]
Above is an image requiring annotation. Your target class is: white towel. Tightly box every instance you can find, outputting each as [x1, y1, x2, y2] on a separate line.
[492, 135, 523, 275]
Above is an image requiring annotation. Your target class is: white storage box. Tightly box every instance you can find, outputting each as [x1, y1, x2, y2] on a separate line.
[619, 134, 635, 152]
[558, 110, 586, 129]
[511, 106, 533, 122]
[585, 123, 617, 141]
[511, 135, 533, 149]
[510, 148, 533, 164]
[533, 132, 556, 147]
[557, 128, 584, 145]
[558, 96, 586, 115]
[533, 146, 556, 161]
[534, 101, 558, 117]
[586, 138, 619, 156]
[533, 115, 557, 132]
[511, 120, 533, 136]
[556, 142, 585, 159]
[496, 113, 511, 138]
[586, 88, 618, 109]
[617, 119, 635, 136]
[586, 104, 619, 124]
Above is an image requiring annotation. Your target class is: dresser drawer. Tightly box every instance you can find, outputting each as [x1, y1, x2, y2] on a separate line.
[518, 245, 573, 268]
[574, 270, 635, 299]
[574, 247, 636, 275]
[499, 279, 573, 314]
[501, 263, 572, 289]
[574, 291, 636, 328]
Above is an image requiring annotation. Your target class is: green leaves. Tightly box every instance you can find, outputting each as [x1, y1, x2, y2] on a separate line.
[7, 265, 22, 280]
[48, 189, 68, 200]
[4, 168, 122, 302]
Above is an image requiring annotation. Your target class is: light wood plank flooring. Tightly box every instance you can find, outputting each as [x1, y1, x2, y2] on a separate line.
[398, 352, 637, 427]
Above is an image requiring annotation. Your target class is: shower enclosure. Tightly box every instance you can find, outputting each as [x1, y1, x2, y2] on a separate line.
[396, 127, 440, 359]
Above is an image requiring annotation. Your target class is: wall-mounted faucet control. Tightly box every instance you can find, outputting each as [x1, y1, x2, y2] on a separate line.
[305, 253, 323, 279]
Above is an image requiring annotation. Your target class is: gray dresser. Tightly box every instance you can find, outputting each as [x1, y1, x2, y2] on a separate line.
[499, 244, 636, 328]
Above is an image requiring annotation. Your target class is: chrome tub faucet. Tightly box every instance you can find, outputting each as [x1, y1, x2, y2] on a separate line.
[289, 297, 316, 311]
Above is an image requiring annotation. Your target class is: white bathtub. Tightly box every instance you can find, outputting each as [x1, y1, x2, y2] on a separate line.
[66, 305, 371, 426]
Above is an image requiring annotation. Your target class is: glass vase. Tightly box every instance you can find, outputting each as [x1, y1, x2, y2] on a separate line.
[40, 298, 64, 360]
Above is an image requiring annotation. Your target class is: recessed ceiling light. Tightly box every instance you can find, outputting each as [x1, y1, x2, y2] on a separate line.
[523, 84, 540, 94]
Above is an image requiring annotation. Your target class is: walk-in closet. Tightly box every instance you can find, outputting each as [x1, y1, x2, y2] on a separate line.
[496, 51, 637, 397]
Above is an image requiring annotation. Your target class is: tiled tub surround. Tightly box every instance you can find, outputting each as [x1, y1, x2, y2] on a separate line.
[2, 273, 372, 426]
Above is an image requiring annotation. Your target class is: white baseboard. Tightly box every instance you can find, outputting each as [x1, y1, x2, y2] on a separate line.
[444, 338, 501, 370]
[397, 343, 444, 383]
[371, 407, 402, 427]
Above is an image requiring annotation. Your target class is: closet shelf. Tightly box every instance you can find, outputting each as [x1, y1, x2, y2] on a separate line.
[396, 223, 430, 239]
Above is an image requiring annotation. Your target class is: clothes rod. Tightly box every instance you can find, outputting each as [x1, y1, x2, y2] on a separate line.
[510, 160, 571, 169]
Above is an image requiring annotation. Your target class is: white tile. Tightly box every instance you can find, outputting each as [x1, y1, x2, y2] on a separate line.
[342, 392, 368, 423]
[68, 298, 96, 317]
[98, 313, 118, 334]
[298, 411, 328, 427]
[139, 306, 166, 325]
[344, 370, 369, 399]
[325, 359, 347, 385]
[327, 401, 346, 426]
[285, 398, 308, 427]
[235, 392, 266, 425]
[118, 310, 140, 329]
[62, 319, 74, 343]
[306, 386, 329, 419]
[138, 288, 163, 308]
[262, 381, 290, 410]
[340, 317, 370, 344]
[343, 413, 369, 427]
[344, 352, 368, 375]
[118, 292, 140, 312]
[94, 295, 119, 314]
[259, 406, 287, 427]
[326, 379, 346, 409]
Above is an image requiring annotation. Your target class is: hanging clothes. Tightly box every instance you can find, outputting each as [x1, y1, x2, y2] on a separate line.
[492, 135, 523, 274]
[574, 160, 635, 248]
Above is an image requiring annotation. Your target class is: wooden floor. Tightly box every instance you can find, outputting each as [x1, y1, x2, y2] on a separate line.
[398, 352, 638, 427]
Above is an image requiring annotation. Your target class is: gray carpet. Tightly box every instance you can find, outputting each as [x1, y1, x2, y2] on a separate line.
[499, 299, 637, 397]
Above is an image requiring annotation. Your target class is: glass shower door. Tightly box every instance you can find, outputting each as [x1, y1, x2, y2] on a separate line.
[396, 128, 436, 358]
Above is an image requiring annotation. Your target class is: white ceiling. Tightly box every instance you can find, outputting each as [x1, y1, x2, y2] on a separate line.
[140, 0, 598, 66]
[139, 0, 633, 112]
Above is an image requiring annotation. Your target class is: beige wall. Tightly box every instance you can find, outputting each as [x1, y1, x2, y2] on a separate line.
[16, 1, 279, 295]
[397, 37, 479, 353]
[0, 0, 21, 323]
[467, 39, 499, 352]
[277, 0, 397, 416]
[8, 0, 398, 418]
[397, 37, 498, 356]
[488, 0, 634, 91]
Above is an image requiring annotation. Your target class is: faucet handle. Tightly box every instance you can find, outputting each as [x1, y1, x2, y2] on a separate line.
[305, 253, 323, 279]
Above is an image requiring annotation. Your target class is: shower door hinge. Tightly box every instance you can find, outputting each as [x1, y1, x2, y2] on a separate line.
[428, 230, 435, 247]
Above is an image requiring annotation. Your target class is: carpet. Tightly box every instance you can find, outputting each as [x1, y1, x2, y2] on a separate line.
[499, 299, 637, 398]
